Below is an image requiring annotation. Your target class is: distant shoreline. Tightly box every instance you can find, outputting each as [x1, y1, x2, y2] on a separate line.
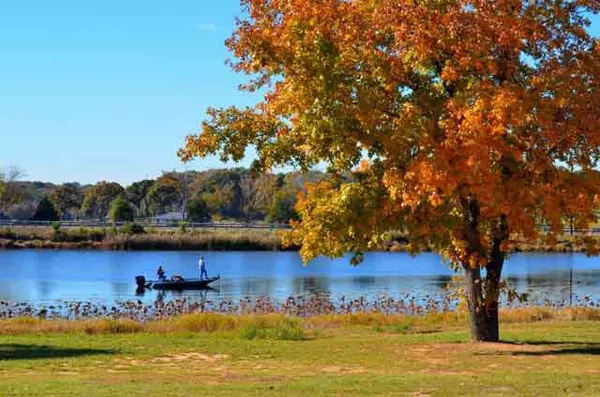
[0, 238, 296, 251]
[0, 226, 292, 252]
[0, 225, 592, 253]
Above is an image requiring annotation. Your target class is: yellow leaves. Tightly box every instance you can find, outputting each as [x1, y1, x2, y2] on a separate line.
[429, 191, 442, 208]
[584, 237, 599, 257]
[288, 177, 397, 264]
[180, 0, 600, 267]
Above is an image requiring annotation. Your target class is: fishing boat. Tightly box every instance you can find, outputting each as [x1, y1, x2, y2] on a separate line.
[135, 275, 220, 291]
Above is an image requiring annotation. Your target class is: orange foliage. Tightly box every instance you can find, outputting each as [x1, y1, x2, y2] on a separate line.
[180, 0, 600, 267]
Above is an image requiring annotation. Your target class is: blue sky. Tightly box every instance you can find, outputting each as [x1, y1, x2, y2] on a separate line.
[0, 0, 257, 185]
[0, 2, 598, 186]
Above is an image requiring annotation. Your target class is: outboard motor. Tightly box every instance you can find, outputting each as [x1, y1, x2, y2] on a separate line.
[135, 275, 147, 293]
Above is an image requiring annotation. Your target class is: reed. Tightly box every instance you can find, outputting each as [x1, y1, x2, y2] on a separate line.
[0, 226, 289, 251]
[1, 292, 598, 323]
[0, 306, 597, 336]
[104, 229, 287, 251]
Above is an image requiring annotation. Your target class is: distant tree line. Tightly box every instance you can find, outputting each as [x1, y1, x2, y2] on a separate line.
[0, 167, 325, 223]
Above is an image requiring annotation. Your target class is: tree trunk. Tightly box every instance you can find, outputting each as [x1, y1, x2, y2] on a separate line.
[460, 197, 507, 342]
[484, 215, 508, 342]
[460, 195, 488, 341]
[484, 245, 504, 342]
[463, 265, 488, 341]
[463, 236, 506, 342]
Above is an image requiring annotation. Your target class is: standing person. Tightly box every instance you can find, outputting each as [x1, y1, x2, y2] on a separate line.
[199, 256, 208, 280]
[157, 264, 166, 281]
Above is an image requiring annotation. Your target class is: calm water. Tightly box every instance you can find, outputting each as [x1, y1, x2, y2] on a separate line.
[0, 250, 598, 306]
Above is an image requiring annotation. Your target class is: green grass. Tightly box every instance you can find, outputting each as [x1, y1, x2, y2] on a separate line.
[0, 319, 598, 396]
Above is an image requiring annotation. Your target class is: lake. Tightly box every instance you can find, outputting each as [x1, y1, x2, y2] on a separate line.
[0, 250, 599, 309]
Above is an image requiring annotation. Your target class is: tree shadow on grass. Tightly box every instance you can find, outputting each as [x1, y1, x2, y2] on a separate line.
[511, 345, 600, 356]
[0, 343, 117, 361]
[501, 340, 599, 346]
[476, 341, 600, 356]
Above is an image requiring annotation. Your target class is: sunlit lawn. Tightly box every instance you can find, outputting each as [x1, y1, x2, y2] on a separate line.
[0, 320, 598, 396]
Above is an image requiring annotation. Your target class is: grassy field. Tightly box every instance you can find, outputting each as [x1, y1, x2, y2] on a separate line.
[0, 312, 598, 396]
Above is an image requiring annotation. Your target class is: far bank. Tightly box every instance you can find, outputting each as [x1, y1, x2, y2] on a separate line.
[0, 225, 594, 253]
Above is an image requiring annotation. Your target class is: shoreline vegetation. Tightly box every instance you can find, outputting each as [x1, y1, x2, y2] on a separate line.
[2, 291, 599, 323]
[0, 225, 291, 251]
[0, 224, 596, 253]
[1, 306, 599, 336]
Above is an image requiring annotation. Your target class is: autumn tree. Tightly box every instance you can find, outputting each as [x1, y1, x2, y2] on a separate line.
[146, 174, 183, 217]
[265, 173, 303, 223]
[144, 172, 195, 218]
[108, 196, 135, 222]
[0, 166, 26, 216]
[125, 179, 154, 217]
[266, 189, 299, 224]
[185, 197, 211, 222]
[193, 169, 245, 219]
[240, 172, 280, 219]
[81, 182, 125, 219]
[50, 183, 84, 219]
[180, 0, 600, 342]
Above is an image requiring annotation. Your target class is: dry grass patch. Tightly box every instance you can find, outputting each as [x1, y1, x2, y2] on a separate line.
[0, 307, 598, 338]
[150, 352, 229, 363]
[499, 306, 600, 322]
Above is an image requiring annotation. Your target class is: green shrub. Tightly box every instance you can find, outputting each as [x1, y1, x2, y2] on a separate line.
[0, 228, 16, 240]
[240, 323, 259, 340]
[51, 222, 61, 233]
[108, 196, 135, 222]
[273, 318, 303, 340]
[88, 228, 107, 242]
[60, 227, 105, 243]
[120, 222, 145, 235]
[240, 317, 304, 340]
[178, 221, 187, 234]
[50, 222, 66, 242]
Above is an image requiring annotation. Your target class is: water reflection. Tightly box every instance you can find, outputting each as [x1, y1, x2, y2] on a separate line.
[294, 276, 330, 295]
[352, 276, 376, 289]
[429, 275, 453, 289]
[0, 250, 598, 307]
[36, 280, 52, 300]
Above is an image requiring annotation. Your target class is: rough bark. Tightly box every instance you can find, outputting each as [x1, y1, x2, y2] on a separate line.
[484, 246, 504, 342]
[463, 264, 488, 341]
[484, 215, 508, 342]
[461, 198, 507, 342]
[461, 195, 488, 341]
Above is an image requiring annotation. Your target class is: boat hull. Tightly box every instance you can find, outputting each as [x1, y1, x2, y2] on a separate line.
[146, 276, 220, 290]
